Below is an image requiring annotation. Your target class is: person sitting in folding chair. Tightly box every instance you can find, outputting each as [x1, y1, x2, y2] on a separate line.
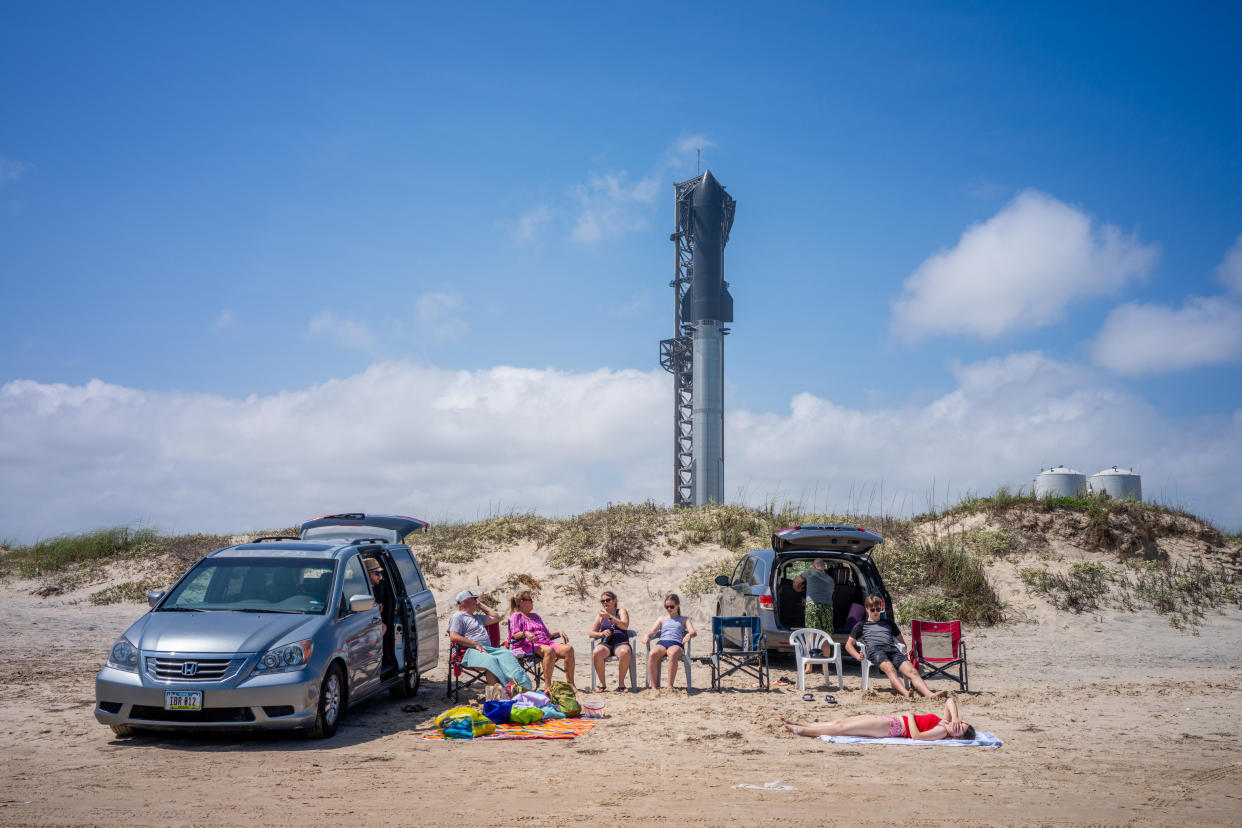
[589, 590, 633, 692]
[782, 694, 975, 741]
[508, 589, 577, 692]
[642, 593, 696, 690]
[448, 590, 532, 697]
[846, 595, 946, 699]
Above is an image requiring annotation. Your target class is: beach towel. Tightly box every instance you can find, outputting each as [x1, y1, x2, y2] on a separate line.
[819, 731, 1002, 748]
[423, 718, 597, 741]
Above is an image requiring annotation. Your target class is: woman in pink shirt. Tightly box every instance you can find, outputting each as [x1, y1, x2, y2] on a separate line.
[508, 590, 577, 691]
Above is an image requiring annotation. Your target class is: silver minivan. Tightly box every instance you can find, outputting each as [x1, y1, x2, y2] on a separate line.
[714, 525, 894, 652]
[94, 513, 438, 738]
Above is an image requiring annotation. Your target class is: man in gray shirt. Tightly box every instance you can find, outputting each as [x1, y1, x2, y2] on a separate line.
[793, 559, 835, 634]
[448, 590, 532, 695]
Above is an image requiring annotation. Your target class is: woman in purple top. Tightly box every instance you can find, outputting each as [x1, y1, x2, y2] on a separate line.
[589, 590, 632, 692]
[508, 589, 577, 691]
[642, 593, 696, 689]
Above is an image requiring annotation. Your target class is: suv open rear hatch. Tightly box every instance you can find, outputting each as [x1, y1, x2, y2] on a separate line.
[771, 524, 883, 554]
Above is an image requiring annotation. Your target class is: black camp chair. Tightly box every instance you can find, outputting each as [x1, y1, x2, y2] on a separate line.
[710, 616, 769, 691]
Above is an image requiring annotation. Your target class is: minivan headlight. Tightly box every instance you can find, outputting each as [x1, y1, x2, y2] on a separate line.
[254, 640, 314, 674]
[106, 637, 140, 672]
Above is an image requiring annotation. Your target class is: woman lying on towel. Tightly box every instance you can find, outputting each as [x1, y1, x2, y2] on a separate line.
[782, 695, 975, 741]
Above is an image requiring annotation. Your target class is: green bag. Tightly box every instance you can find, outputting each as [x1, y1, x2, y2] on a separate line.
[509, 705, 544, 725]
[548, 680, 581, 716]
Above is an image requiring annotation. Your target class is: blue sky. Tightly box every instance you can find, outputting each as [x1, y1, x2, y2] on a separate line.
[2, 2, 1241, 541]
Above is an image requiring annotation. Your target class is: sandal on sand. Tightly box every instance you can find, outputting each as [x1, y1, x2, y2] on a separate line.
[802, 693, 815, 701]
[615, 686, 629, 693]
[825, 695, 838, 705]
[775, 677, 793, 686]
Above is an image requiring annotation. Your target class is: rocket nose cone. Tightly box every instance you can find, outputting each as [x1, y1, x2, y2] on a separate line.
[694, 169, 724, 207]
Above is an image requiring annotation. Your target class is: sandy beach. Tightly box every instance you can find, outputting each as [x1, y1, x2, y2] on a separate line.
[1, 532, 1240, 827]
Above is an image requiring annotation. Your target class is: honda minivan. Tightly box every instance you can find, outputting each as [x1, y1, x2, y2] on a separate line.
[714, 524, 895, 651]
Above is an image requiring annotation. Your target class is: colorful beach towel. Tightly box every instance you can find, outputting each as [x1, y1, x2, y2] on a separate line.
[820, 731, 1002, 748]
[423, 717, 597, 741]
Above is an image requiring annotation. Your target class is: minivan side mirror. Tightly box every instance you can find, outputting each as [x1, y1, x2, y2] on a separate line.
[147, 590, 166, 608]
[349, 594, 377, 613]
[714, 575, 731, 587]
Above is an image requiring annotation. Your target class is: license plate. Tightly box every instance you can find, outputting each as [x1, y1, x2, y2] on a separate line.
[165, 690, 202, 711]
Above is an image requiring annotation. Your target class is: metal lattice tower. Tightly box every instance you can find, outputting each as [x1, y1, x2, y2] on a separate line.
[660, 173, 735, 506]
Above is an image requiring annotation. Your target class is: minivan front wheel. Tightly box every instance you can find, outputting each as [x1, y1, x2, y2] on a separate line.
[389, 664, 421, 698]
[309, 664, 345, 738]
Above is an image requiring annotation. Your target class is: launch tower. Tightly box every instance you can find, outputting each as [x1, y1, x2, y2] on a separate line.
[659, 170, 736, 506]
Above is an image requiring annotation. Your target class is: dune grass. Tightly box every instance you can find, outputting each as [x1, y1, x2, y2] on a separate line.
[0, 527, 161, 578]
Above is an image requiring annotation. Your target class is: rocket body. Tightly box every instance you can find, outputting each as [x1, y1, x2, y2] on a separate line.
[683, 170, 732, 506]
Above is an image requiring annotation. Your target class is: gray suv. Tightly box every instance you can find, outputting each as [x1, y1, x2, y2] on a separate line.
[94, 513, 438, 738]
[714, 525, 895, 652]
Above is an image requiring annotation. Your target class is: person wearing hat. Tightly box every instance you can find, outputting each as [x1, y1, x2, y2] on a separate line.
[448, 590, 532, 695]
[363, 558, 396, 676]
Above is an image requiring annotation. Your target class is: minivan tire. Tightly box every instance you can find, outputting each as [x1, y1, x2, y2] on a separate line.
[110, 724, 138, 737]
[389, 666, 421, 698]
[308, 663, 345, 739]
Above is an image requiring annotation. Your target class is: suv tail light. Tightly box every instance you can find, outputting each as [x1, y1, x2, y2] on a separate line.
[758, 595, 774, 609]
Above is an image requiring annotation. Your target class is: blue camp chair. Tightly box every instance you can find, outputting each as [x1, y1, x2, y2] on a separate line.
[710, 616, 770, 691]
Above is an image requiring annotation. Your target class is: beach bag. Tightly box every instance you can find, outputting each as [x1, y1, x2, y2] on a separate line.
[509, 706, 544, 725]
[548, 680, 581, 716]
[483, 700, 514, 725]
[540, 705, 565, 720]
[435, 706, 496, 739]
[512, 690, 552, 708]
[580, 700, 605, 719]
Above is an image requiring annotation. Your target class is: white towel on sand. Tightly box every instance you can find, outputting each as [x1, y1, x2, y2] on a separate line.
[820, 731, 1003, 747]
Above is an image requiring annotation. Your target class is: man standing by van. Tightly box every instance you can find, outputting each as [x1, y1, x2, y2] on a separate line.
[793, 559, 835, 653]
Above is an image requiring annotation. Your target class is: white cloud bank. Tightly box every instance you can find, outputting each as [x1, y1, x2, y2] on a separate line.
[1090, 297, 1242, 375]
[2, 355, 1239, 543]
[1090, 233, 1242, 375]
[892, 190, 1158, 340]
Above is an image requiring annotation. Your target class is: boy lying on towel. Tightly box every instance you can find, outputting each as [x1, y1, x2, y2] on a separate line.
[782, 695, 975, 741]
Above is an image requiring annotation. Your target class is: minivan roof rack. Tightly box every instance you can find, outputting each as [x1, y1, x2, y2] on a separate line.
[251, 536, 301, 543]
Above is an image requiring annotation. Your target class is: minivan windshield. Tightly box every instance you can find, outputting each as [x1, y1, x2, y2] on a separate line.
[160, 558, 336, 614]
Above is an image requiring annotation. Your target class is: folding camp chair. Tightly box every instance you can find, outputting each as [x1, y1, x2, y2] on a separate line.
[589, 629, 638, 691]
[644, 636, 693, 690]
[858, 640, 910, 693]
[789, 627, 841, 691]
[446, 621, 502, 701]
[909, 619, 969, 692]
[504, 619, 567, 688]
[710, 616, 769, 691]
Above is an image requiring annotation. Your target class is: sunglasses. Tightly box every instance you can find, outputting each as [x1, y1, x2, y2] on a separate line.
[664, 604, 677, 609]
[600, 597, 614, 603]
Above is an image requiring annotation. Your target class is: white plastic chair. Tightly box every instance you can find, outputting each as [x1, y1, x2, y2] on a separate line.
[644, 636, 693, 690]
[858, 641, 910, 692]
[790, 627, 842, 691]
[589, 629, 639, 691]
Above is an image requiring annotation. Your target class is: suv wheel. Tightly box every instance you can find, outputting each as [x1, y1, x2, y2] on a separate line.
[308, 663, 345, 738]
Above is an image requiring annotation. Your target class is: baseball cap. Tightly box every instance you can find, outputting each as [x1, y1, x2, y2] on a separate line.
[455, 589, 478, 604]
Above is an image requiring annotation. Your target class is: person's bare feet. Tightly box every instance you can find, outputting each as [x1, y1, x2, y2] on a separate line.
[930, 689, 950, 699]
[780, 716, 809, 737]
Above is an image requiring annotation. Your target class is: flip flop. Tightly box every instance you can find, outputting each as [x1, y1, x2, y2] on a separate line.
[801, 693, 815, 701]
[775, 677, 793, 686]
[825, 695, 838, 705]
[616, 686, 629, 693]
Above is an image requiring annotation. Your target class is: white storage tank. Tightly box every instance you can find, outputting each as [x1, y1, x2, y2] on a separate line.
[1088, 466, 1142, 501]
[1034, 466, 1087, 498]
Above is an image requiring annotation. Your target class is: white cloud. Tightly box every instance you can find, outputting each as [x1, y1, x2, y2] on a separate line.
[892, 189, 1158, 341]
[1217, 234, 1242, 296]
[570, 172, 661, 244]
[2, 354, 1239, 543]
[509, 205, 554, 246]
[415, 291, 468, 343]
[0, 157, 30, 186]
[1090, 296, 1242, 375]
[213, 309, 235, 330]
[673, 134, 716, 156]
[307, 310, 380, 352]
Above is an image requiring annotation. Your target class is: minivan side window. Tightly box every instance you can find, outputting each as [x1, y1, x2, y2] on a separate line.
[740, 557, 756, 585]
[730, 557, 748, 585]
[389, 547, 426, 592]
[339, 555, 370, 614]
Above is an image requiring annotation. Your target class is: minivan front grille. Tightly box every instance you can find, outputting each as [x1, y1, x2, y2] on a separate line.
[146, 656, 240, 682]
[130, 705, 255, 723]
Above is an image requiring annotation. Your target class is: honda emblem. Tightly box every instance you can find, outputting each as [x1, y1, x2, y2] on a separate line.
[181, 661, 198, 677]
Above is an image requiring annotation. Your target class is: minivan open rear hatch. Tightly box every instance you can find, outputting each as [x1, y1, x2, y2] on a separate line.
[771, 524, 883, 554]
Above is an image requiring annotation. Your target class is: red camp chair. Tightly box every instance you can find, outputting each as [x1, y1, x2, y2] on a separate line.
[909, 619, 968, 692]
[446, 621, 502, 701]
